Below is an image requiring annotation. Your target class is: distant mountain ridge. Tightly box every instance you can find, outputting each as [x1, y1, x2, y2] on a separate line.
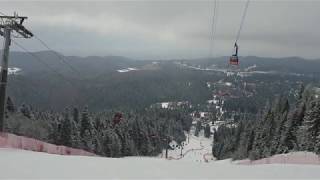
[181, 56, 320, 75]
[7, 51, 140, 78]
[5, 50, 320, 76]
[3, 50, 320, 111]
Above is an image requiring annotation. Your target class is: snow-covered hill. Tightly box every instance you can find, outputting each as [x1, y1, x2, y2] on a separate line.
[1, 148, 320, 179]
[0, 67, 22, 75]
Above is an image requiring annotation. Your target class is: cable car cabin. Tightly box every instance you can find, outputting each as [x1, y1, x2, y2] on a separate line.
[229, 55, 239, 65]
[229, 43, 239, 65]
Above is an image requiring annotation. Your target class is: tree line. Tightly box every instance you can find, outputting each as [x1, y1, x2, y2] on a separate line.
[4, 99, 193, 157]
[213, 84, 320, 160]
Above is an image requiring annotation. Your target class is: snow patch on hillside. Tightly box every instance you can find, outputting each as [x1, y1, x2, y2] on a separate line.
[161, 102, 169, 108]
[117, 67, 138, 73]
[0, 67, 22, 75]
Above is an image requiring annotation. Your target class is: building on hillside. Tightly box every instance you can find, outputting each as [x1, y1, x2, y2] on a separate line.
[151, 101, 191, 110]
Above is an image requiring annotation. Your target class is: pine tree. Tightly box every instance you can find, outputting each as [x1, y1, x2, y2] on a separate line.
[299, 100, 320, 151]
[73, 107, 80, 123]
[103, 129, 122, 157]
[282, 102, 305, 151]
[20, 104, 32, 118]
[139, 131, 153, 155]
[6, 96, 16, 113]
[194, 121, 202, 136]
[272, 98, 290, 154]
[315, 133, 320, 154]
[250, 109, 273, 160]
[60, 108, 72, 146]
[261, 110, 276, 158]
[70, 117, 82, 148]
[232, 123, 253, 160]
[82, 129, 94, 151]
[204, 124, 211, 138]
[297, 83, 305, 100]
[50, 116, 62, 145]
[80, 106, 91, 138]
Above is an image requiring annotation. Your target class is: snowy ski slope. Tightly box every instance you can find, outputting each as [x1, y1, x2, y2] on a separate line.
[1, 130, 320, 179]
[1, 148, 320, 179]
[162, 131, 214, 162]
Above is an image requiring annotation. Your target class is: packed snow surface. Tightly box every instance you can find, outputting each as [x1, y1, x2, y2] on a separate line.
[1, 130, 319, 179]
[1, 144, 320, 179]
[163, 132, 214, 163]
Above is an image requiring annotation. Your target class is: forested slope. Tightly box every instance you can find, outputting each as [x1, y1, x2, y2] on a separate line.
[213, 84, 320, 160]
[4, 100, 192, 157]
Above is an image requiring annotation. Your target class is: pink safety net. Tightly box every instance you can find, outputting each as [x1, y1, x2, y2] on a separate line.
[0, 132, 95, 156]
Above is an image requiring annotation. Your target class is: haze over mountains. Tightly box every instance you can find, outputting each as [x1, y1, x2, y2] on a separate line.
[4, 50, 320, 111]
[7, 51, 320, 76]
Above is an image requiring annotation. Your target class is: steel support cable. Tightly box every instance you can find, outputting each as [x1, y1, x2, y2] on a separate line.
[12, 40, 94, 106]
[227, 0, 250, 71]
[234, 0, 250, 45]
[17, 40, 100, 103]
[0, 11, 82, 78]
[209, 0, 218, 58]
[1, 11, 99, 108]
[11, 36, 96, 109]
[12, 40, 75, 85]
[33, 35, 82, 76]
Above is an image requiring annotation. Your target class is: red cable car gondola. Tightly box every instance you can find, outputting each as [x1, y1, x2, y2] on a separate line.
[229, 43, 239, 65]
[229, 55, 239, 65]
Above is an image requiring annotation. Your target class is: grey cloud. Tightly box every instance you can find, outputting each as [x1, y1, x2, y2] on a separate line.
[1, 0, 320, 59]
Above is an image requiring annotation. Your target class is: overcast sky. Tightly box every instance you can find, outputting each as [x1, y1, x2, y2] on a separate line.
[1, 0, 320, 60]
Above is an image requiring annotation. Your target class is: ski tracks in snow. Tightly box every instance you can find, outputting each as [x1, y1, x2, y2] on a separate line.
[164, 133, 214, 163]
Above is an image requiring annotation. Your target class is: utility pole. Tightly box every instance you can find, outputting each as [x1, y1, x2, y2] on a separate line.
[0, 13, 33, 131]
